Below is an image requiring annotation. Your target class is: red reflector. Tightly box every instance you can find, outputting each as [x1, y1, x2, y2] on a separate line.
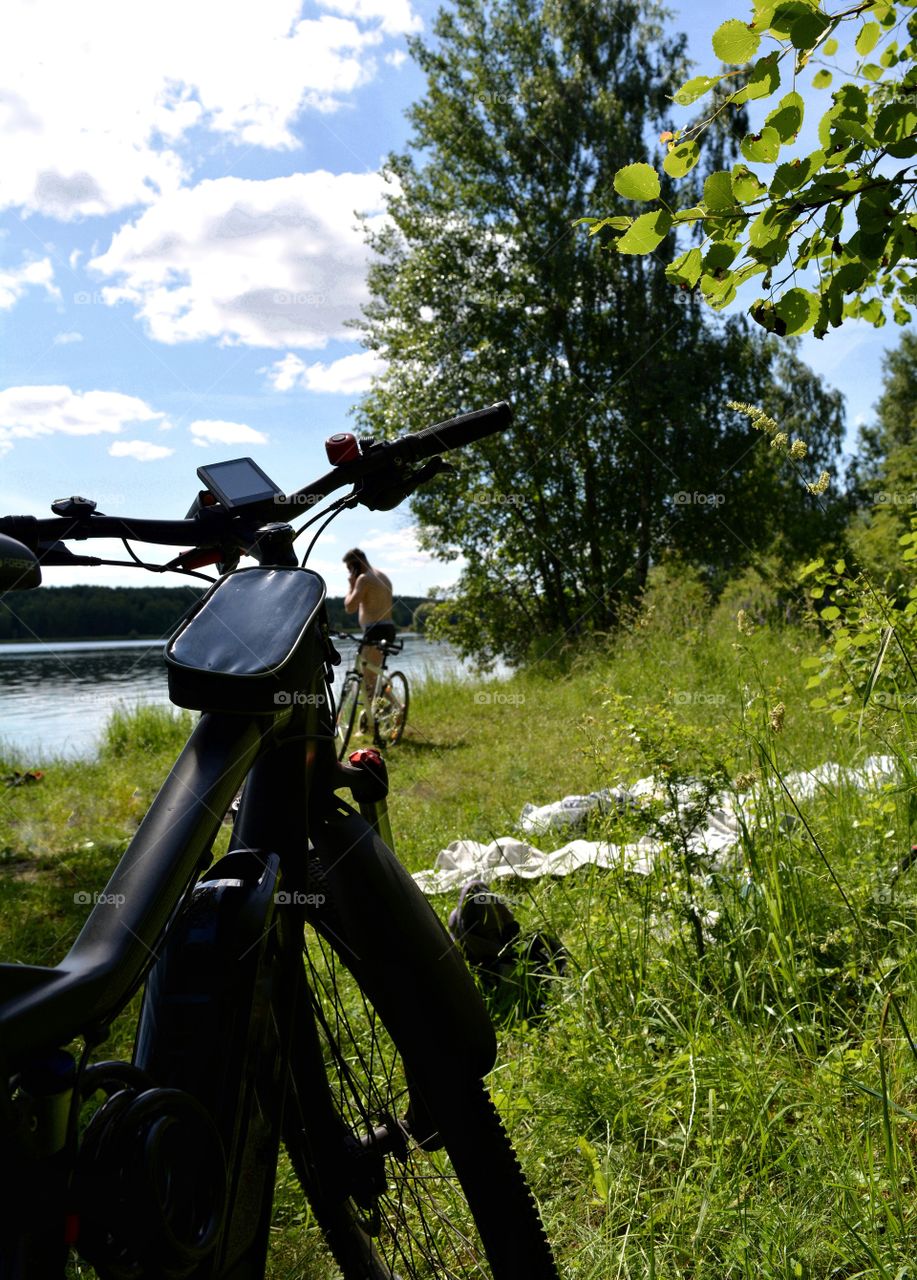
[64, 1212, 79, 1245]
[325, 432, 360, 465]
[349, 748, 383, 767]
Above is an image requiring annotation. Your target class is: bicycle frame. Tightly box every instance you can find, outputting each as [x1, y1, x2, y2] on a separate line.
[0, 604, 496, 1279]
[346, 637, 399, 699]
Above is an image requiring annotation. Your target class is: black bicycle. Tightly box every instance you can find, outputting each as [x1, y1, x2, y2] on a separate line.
[0, 404, 560, 1280]
[334, 632, 409, 758]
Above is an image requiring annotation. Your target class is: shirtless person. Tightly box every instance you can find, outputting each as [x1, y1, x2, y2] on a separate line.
[343, 548, 395, 730]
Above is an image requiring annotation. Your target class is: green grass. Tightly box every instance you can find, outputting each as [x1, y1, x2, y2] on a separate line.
[3, 610, 917, 1278]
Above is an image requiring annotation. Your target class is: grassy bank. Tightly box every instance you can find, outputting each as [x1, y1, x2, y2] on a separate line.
[2, 599, 916, 1277]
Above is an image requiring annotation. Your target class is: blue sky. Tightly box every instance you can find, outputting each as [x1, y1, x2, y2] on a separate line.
[0, 0, 899, 597]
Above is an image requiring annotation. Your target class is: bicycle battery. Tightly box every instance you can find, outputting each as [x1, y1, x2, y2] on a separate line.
[165, 565, 326, 713]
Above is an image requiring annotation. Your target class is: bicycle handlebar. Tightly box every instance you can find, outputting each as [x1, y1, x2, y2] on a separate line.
[0, 402, 512, 557]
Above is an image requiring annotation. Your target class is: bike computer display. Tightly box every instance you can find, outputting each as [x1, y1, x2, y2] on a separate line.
[196, 458, 283, 510]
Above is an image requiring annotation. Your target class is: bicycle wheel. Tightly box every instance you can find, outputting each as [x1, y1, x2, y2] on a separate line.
[283, 908, 558, 1278]
[373, 671, 409, 747]
[335, 675, 361, 760]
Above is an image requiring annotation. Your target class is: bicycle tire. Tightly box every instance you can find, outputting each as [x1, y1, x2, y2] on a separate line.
[373, 671, 409, 748]
[283, 920, 558, 1279]
[279, 849, 555, 1280]
[335, 675, 361, 760]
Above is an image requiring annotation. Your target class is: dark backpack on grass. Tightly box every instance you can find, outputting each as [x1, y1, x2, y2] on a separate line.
[447, 880, 565, 1021]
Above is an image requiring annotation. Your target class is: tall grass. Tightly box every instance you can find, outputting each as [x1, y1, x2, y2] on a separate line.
[2, 592, 916, 1277]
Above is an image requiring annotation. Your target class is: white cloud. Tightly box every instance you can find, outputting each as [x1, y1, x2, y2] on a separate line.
[363, 525, 450, 575]
[109, 440, 174, 462]
[0, 386, 167, 454]
[0, 0, 418, 219]
[89, 172, 390, 348]
[190, 419, 269, 447]
[0, 257, 58, 310]
[265, 349, 384, 393]
[321, 0, 422, 36]
[385, 49, 409, 68]
[53, 331, 84, 345]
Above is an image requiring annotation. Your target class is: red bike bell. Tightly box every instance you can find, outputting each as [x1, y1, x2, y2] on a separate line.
[325, 432, 360, 465]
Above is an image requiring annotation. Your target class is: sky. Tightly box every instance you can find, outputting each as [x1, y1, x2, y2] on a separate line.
[0, 0, 900, 597]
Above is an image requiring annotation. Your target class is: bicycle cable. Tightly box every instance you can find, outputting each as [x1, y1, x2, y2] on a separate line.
[299, 496, 354, 568]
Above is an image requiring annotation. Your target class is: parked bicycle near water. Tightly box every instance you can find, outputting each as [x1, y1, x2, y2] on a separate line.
[334, 631, 409, 758]
[0, 403, 559, 1279]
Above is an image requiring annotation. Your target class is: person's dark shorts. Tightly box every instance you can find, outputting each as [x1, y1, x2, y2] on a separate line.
[362, 622, 396, 646]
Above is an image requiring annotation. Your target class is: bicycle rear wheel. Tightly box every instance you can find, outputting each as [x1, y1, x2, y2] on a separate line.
[373, 671, 409, 748]
[283, 911, 558, 1278]
[335, 676, 361, 760]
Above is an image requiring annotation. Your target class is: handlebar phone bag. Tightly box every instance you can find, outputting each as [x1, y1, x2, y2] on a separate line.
[165, 566, 326, 713]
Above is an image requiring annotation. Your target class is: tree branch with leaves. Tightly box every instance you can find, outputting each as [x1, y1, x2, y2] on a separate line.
[586, 0, 917, 337]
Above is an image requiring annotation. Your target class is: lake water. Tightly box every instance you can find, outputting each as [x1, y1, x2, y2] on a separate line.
[0, 634, 488, 760]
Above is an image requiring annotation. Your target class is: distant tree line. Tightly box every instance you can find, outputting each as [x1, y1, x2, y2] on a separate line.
[0, 586, 432, 642]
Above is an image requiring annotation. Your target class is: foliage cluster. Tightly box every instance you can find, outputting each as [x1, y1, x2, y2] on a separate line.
[591, 0, 917, 335]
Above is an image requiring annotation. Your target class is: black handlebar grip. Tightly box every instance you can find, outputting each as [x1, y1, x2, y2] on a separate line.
[404, 402, 512, 461]
[0, 515, 39, 550]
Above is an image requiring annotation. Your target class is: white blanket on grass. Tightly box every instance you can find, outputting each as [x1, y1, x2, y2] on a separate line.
[412, 755, 899, 895]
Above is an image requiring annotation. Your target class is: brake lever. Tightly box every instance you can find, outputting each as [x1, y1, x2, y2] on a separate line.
[35, 542, 104, 568]
[358, 457, 456, 512]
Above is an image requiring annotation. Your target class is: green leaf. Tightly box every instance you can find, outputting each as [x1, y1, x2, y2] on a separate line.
[665, 247, 703, 288]
[823, 36, 839, 55]
[585, 216, 632, 235]
[862, 63, 883, 81]
[863, 626, 895, 709]
[613, 163, 661, 202]
[662, 140, 701, 178]
[704, 170, 736, 210]
[821, 605, 841, 621]
[770, 148, 825, 197]
[704, 241, 741, 271]
[673, 76, 720, 107]
[616, 210, 673, 254]
[672, 206, 705, 224]
[812, 69, 833, 89]
[875, 103, 917, 147]
[733, 53, 781, 104]
[731, 164, 767, 202]
[700, 272, 738, 309]
[751, 297, 787, 335]
[766, 91, 805, 142]
[769, 2, 814, 38]
[713, 18, 762, 63]
[856, 22, 882, 55]
[790, 10, 831, 50]
[741, 127, 781, 163]
[776, 288, 821, 334]
[577, 1138, 609, 1204]
[749, 206, 790, 247]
